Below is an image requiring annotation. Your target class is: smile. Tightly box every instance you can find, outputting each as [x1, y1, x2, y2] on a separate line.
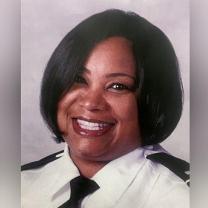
[72, 118, 115, 137]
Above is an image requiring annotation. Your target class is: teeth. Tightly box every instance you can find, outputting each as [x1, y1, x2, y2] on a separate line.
[79, 124, 100, 130]
[77, 119, 110, 131]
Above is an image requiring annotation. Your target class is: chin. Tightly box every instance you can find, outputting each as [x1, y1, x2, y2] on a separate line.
[70, 143, 110, 161]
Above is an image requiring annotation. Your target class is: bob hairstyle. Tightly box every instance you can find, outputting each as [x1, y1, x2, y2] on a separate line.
[40, 9, 183, 145]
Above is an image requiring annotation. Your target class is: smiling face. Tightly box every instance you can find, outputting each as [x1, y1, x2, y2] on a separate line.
[57, 37, 141, 164]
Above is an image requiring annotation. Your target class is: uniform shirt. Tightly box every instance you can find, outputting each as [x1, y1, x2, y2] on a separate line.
[21, 144, 189, 208]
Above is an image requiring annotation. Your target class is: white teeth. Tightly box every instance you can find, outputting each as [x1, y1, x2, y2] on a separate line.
[77, 119, 110, 131]
[79, 124, 100, 130]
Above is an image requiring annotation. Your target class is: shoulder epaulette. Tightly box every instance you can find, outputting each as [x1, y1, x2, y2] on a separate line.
[146, 152, 190, 186]
[21, 150, 64, 171]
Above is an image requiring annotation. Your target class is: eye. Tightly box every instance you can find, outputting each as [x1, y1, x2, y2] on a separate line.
[108, 83, 129, 91]
[74, 75, 86, 84]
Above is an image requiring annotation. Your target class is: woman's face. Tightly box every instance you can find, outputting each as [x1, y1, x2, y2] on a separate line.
[57, 37, 141, 163]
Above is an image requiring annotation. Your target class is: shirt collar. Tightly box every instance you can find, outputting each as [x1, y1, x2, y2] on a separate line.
[59, 144, 80, 178]
[142, 143, 168, 157]
[52, 144, 166, 207]
[51, 145, 80, 199]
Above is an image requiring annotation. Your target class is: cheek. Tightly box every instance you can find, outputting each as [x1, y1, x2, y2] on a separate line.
[108, 94, 140, 144]
[109, 94, 139, 122]
[57, 101, 69, 136]
[57, 91, 78, 135]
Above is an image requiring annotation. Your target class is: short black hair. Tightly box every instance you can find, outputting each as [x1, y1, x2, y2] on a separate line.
[40, 9, 183, 145]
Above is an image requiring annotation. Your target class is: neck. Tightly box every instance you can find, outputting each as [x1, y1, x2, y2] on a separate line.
[70, 154, 108, 178]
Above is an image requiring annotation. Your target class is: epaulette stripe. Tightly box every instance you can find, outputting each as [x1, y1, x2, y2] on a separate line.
[146, 152, 190, 186]
[21, 150, 64, 171]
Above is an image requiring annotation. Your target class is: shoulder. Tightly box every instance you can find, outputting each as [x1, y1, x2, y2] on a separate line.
[141, 145, 189, 185]
[21, 150, 64, 171]
[146, 152, 190, 186]
[143, 150, 189, 207]
[21, 150, 65, 192]
[21, 150, 67, 208]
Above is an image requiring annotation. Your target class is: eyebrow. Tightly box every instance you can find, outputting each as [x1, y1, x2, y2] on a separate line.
[82, 68, 136, 81]
[105, 72, 136, 81]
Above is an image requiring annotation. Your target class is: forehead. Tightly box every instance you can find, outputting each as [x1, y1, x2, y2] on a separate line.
[84, 36, 136, 76]
[93, 36, 133, 50]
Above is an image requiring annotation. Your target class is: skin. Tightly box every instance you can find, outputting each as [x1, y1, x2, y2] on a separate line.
[57, 37, 142, 177]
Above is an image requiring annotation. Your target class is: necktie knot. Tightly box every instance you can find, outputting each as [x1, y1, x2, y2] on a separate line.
[58, 176, 99, 208]
[70, 176, 99, 201]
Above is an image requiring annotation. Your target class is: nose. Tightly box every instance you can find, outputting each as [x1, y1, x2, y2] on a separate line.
[79, 89, 109, 112]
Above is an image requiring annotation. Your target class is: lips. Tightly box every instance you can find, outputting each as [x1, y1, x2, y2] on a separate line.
[72, 117, 115, 137]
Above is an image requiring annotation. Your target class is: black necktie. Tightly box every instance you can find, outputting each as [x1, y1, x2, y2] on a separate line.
[58, 176, 99, 208]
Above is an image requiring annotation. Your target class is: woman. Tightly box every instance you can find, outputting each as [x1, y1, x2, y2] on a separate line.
[21, 9, 189, 208]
